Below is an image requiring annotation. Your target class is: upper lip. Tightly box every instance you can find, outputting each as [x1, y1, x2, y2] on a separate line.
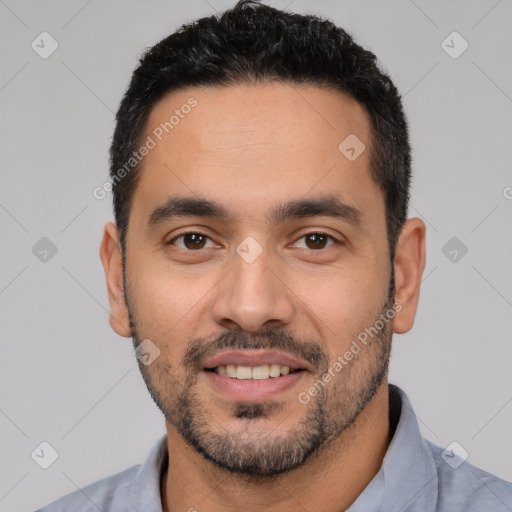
[202, 350, 312, 372]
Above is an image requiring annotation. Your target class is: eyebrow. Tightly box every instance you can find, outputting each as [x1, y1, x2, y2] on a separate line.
[147, 194, 363, 228]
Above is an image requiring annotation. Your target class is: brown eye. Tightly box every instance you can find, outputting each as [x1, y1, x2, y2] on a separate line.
[305, 233, 328, 249]
[169, 232, 214, 250]
[292, 232, 338, 250]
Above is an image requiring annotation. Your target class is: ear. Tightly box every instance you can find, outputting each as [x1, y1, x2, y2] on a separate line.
[99, 222, 132, 338]
[392, 217, 426, 334]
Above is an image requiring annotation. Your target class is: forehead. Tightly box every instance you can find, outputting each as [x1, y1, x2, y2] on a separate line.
[130, 82, 382, 231]
[144, 82, 371, 162]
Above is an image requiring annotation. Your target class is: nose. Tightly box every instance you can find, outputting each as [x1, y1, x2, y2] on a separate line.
[211, 247, 295, 332]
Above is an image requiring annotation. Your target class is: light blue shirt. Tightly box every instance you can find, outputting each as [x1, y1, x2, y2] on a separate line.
[35, 385, 512, 511]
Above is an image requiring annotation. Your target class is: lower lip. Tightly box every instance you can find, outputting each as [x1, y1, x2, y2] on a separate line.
[202, 370, 306, 401]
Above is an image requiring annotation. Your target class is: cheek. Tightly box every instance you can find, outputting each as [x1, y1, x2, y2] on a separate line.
[289, 263, 388, 354]
[128, 260, 213, 335]
[299, 268, 380, 317]
[128, 275, 194, 367]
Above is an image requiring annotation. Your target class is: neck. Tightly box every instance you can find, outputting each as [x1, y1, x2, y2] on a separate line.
[161, 381, 390, 512]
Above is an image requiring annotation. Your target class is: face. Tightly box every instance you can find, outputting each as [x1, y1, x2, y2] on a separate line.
[116, 83, 397, 476]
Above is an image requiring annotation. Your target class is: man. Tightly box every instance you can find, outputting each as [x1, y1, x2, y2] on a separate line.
[37, 1, 512, 511]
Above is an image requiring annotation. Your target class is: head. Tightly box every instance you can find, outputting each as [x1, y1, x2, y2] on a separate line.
[100, 0, 425, 477]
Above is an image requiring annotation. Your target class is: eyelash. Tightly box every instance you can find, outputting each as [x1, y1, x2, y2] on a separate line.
[167, 230, 341, 250]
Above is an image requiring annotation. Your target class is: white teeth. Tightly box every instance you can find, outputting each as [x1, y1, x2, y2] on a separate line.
[236, 366, 252, 379]
[226, 364, 237, 378]
[251, 365, 270, 380]
[213, 364, 294, 379]
[280, 365, 290, 376]
[269, 364, 281, 377]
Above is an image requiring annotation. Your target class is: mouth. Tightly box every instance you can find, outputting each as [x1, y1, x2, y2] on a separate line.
[205, 364, 303, 380]
[201, 350, 310, 401]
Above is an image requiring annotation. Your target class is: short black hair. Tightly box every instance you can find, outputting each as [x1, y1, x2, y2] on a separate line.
[110, 0, 411, 265]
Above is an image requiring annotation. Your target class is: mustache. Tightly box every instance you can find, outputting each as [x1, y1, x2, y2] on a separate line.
[182, 329, 328, 373]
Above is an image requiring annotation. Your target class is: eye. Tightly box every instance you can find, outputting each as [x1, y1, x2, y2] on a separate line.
[167, 231, 341, 252]
[291, 232, 339, 250]
[168, 231, 217, 250]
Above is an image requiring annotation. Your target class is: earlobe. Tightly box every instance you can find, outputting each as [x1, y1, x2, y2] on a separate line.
[99, 222, 132, 338]
[392, 217, 426, 335]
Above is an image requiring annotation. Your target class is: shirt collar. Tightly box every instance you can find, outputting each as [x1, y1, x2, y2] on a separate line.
[347, 384, 439, 512]
[129, 432, 168, 512]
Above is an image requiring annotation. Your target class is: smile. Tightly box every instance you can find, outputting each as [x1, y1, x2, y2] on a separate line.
[208, 364, 301, 380]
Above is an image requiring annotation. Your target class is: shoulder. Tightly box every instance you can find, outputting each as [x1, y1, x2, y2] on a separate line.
[34, 433, 169, 512]
[34, 464, 140, 512]
[423, 439, 512, 511]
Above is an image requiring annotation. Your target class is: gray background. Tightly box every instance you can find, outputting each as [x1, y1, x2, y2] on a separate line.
[1, 0, 511, 510]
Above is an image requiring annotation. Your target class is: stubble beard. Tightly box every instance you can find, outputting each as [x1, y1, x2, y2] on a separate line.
[125, 269, 394, 477]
